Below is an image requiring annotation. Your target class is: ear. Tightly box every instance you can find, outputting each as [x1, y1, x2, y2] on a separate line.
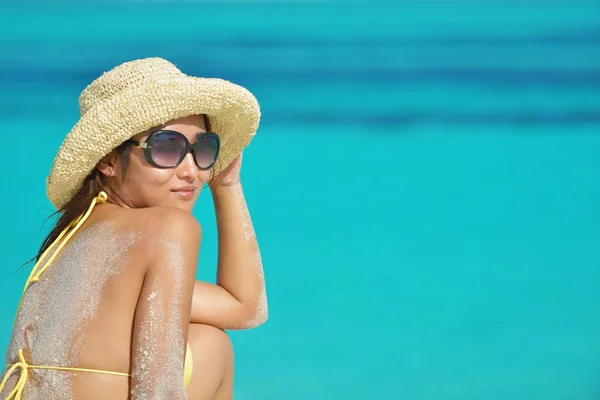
[98, 154, 118, 177]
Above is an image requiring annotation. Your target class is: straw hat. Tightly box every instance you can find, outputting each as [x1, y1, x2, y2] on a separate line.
[46, 57, 261, 209]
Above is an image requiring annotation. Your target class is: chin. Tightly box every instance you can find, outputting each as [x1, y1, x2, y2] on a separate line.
[166, 192, 199, 213]
[177, 203, 196, 213]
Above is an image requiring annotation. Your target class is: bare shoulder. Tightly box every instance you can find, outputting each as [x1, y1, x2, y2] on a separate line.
[131, 207, 201, 274]
[102, 206, 200, 239]
[96, 206, 201, 270]
[135, 206, 202, 239]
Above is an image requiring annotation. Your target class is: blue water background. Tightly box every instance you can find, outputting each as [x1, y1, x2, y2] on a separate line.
[0, 1, 599, 398]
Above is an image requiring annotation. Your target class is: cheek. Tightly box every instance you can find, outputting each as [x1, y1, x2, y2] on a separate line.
[198, 170, 212, 184]
[147, 169, 177, 185]
[125, 157, 176, 187]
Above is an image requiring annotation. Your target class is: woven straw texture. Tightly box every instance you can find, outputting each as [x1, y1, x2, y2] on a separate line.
[46, 57, 261, 209]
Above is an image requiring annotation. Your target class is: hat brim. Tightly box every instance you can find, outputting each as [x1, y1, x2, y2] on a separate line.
[46, 76, 260, 209]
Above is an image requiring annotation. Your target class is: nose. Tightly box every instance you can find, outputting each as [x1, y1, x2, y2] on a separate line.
[176, 152, 198, 182]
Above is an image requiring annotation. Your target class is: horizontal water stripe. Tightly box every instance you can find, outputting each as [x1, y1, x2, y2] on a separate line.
[2, 66, 600, 89]
[2, 36, 599, 73]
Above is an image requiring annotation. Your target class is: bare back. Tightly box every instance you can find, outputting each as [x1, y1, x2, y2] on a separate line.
[1, 204, 199, 399]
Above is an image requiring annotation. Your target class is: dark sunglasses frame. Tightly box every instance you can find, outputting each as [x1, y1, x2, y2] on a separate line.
[124, 130, 221, 170]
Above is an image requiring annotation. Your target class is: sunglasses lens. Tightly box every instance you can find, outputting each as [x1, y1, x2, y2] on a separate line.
[194, 134, 219, 169]
[149, 132, 186, 167]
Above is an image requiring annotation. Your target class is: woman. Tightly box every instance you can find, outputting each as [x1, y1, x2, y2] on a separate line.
[0, 57, 267, 399]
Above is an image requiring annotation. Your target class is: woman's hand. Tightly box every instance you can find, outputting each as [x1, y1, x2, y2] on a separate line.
[209, 154, 243, 188]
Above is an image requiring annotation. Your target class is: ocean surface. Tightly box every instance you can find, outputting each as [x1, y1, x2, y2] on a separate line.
[0, 1, 599, 398]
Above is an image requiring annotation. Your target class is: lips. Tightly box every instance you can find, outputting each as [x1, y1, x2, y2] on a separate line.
[171, 187, 196, 200]
[171, 186, 196, 192]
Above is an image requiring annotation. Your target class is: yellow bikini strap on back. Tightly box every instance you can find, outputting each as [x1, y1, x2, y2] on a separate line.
[13, 192, 108, 326]
[28, 191, 107, 284]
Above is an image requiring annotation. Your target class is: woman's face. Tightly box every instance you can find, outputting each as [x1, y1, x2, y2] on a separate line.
[104, 114, 213, 212]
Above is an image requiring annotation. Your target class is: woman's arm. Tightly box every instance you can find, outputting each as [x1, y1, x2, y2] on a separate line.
[130, 208, 200, 399]
[190, 155, 268, 330]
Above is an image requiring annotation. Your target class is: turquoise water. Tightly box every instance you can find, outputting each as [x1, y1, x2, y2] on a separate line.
[1, 1, 600, 398]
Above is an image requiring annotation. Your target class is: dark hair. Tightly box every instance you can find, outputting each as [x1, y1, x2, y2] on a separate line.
[31, 142, 130, 265]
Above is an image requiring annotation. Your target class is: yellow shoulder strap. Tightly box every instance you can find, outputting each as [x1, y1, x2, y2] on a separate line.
[12, 192, 108, 328]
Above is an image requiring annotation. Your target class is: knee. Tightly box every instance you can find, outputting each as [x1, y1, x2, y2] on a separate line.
[188, 324, 233, 363]
[185, 325, 233, 397]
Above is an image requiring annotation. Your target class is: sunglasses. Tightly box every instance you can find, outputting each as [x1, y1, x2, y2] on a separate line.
[124, 130, 220, 169]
